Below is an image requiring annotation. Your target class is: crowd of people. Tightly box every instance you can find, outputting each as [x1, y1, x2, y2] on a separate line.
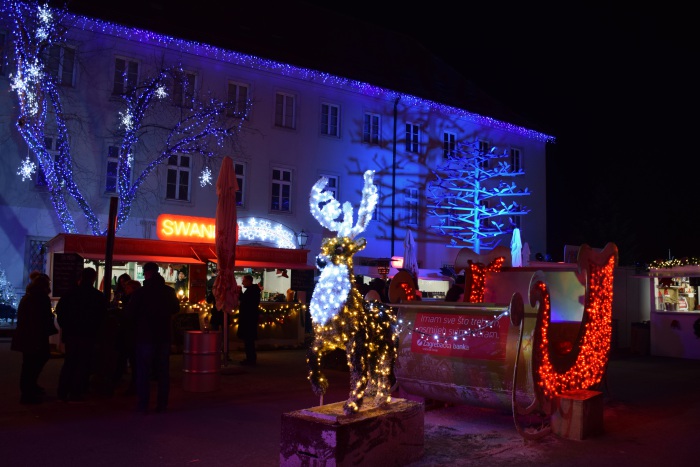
[10, 263, 180, 413]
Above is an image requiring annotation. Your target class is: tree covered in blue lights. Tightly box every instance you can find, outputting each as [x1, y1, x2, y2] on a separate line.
[5, 0, 248, 235]
[427, 140, 530, 253]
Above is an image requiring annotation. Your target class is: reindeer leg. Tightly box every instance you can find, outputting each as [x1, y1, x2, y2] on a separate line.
[306, 339, 329, 397]
[343, 332, 368, 415]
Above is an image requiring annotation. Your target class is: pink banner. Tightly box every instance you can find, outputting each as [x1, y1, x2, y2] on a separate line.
[410, 312, 509, 360]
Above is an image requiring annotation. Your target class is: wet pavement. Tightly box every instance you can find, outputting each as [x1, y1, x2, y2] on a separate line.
[2, 338, 700, 466]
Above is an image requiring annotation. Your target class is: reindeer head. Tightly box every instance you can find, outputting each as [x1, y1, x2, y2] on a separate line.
[309, 170, 378, 325]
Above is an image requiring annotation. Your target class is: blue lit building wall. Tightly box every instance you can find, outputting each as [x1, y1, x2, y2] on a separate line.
[0, 6, 552, 294]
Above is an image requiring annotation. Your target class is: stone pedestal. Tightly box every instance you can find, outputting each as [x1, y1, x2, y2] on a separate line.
[280, 398, 424, 466]
[551, 389, 603, 440]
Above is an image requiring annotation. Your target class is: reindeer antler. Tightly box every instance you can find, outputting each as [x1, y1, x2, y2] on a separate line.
[310, 170, 377, 238]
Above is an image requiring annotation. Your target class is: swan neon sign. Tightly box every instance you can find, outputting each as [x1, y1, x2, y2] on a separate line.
[156, 214, 298, 249]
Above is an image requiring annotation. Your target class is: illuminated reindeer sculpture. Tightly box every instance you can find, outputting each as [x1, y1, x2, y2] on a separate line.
[307, 170, 399, 415]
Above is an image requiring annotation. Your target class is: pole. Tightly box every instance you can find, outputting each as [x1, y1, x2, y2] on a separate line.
[391, 97, 399, 258]
[103, 197, 118, 301]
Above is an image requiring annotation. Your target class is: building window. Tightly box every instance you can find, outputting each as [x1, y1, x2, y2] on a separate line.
[27, 238, 48, 281]
[271, 167, 292, 212]
[510, 147, 522, 172]
[363, 113, 380, 145]
[172, 71, 196, 108]
[445, 196, 458, 227]
[478, 140, 490, 170]
[46, 44, 76, 87]
[227, 81, 249, 118]
[406, 188, 419, 226]
[406, 123, 420, 153]
[443, 132, 456, 159]
[512, 214, 522, 229]
[372, 186, 381, 221]
[35, 136, 60, 187]
[166, 154, 191, 201]
[320, 103, 340, 137]
[105, 145, 131, 194]
[275, 92, 296, 129]
[234, 161, 245, 207]
[319, 173, 338, 199]
[112, 57, 139, 95]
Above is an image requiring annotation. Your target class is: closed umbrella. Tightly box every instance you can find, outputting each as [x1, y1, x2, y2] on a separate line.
[212, 156, 240, 363]
[511, 227, 522, 267]
[403, 228, 419, 283]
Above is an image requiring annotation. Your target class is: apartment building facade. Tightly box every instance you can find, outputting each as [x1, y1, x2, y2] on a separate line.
[0, 1, 553, 297]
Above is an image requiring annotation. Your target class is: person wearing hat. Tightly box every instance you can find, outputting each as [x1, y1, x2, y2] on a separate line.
[125, 262, 180, 413]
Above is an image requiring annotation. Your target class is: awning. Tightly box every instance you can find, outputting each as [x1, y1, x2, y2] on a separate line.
[45, 233, 313, 270]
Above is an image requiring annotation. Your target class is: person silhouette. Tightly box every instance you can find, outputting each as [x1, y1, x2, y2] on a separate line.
[11, 272, 56, 404]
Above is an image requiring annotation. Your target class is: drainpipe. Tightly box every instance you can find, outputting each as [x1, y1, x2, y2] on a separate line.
[391, 96, 400, 258]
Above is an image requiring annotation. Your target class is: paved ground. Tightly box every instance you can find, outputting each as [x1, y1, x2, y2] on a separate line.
[2, 338, 700, 466]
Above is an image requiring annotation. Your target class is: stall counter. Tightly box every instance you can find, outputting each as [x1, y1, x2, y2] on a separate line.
[651, 310, 700, 359]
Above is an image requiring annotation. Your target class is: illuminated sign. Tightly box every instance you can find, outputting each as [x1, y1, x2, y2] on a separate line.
[410, 312, 508, 360]
[156, 214, 297, 249]
[157, 214, 215, 243]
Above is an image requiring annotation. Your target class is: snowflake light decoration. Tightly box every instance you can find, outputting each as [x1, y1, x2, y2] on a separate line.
[17, 156, 37, 181]
[199, 166, 212, 187]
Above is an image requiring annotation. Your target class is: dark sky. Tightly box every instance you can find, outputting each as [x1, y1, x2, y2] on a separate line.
[56, 1, 696, 264]
[309, 3, 696, 265]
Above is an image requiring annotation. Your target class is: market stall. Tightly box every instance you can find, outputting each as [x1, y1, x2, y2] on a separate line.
[45, 232, 314, 349]
[646, 263, 700, 359]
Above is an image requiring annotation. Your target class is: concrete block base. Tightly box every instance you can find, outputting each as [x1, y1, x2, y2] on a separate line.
[280, 398, 424, 466]
[551, 389, 603, 440]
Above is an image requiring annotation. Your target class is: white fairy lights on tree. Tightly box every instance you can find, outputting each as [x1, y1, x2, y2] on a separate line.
[0, 263, 18, 310]
[4, 0, 249, 235]
[427, 140, 531, 253]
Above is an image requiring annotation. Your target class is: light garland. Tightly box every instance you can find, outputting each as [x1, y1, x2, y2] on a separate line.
[532, 249, 616, 397]
[397, 311, 509, 343]
[237, 217, 296, 249]
[649, 257, 700, 269]
[58, 7, 554, 143]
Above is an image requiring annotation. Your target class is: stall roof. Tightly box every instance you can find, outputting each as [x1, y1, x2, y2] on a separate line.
[45, 233, 314, 269]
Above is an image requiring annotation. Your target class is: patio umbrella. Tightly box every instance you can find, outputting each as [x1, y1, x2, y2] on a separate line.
[403, 228, 419, 283]
[212, 156, 240, 363]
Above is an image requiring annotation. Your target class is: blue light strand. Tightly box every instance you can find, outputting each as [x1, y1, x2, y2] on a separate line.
[63, 9, 554, 143]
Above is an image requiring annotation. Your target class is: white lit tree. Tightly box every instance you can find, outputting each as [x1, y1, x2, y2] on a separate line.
[427, 140, 530, 253]
[0, 263, 18, 315]
[6, 0, 249, 235]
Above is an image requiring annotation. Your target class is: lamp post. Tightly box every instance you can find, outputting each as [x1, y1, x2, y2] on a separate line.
[296, 229, 308, 249]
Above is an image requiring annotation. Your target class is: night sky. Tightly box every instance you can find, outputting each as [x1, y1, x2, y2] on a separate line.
[53, 1, 696, 265]
[309, 3, 695, 265]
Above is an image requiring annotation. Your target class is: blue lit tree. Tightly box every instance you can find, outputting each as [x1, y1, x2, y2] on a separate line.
[6, 0, 248, 235]
[427, 140, 530, 253]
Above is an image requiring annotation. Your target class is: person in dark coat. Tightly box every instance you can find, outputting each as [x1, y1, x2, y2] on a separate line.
[56, 267, 109, 402]
[11, 272, 57, 404]
[445, 275, 466, 302]
[237, 274, 261, 366]
[125, 262, 180, 413]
